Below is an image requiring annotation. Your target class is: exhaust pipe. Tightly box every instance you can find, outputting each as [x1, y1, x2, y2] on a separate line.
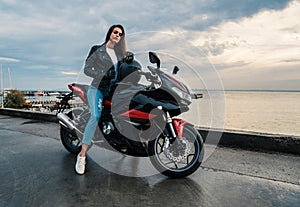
[57, 113, 83, 135]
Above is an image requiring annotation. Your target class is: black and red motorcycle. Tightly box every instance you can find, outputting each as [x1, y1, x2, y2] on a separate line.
[57, 52, 203, 178]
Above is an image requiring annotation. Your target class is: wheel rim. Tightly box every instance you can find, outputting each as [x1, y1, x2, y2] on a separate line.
[153, 129, 200, 172]
[62, 128, 81, 150]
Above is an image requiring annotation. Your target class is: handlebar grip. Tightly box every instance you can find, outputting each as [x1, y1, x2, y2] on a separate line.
[191, 93, 203, 99]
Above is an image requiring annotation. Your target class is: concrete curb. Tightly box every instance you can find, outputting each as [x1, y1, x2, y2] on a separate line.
[1, 108, 299, 155]
[0, 108, 58, 122]
[199, 128, 300, 155]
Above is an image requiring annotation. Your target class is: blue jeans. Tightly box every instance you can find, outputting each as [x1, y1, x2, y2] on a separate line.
[82, 85, 103, 145]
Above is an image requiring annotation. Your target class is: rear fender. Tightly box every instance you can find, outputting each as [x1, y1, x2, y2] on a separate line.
[68, 83, 88, 104]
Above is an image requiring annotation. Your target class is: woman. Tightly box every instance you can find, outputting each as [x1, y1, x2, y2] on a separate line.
[75, 24, 126, 175]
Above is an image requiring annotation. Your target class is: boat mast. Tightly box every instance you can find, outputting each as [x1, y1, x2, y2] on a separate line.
[0, 64, 3, 108]
[8, 67, 12, 89]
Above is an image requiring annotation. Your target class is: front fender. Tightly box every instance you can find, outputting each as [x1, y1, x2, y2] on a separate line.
[172, 118, 194, 139]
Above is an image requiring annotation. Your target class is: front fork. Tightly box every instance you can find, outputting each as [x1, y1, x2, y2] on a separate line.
[165, 111, 188, 140]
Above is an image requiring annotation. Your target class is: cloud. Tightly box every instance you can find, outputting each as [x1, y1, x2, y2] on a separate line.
[0, 0, 295, 90]
[282, 59, 300, 63]
[194, 1, 300, 63]
[0, 57, 20, 62]
[190, 0, 300, 89]
[61, 71, 78, 75]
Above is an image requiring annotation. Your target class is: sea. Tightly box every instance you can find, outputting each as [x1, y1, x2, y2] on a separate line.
[0, 91, 299, 136]
[185, 91, 300, 137]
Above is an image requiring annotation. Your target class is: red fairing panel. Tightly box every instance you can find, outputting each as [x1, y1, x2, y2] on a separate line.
[120, 109, 157, 120]
[104, 100, 112, 106]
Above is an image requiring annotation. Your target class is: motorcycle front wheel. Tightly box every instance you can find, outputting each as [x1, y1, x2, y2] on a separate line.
[60, 109, 83, 154]
[148, 125, 204, 178]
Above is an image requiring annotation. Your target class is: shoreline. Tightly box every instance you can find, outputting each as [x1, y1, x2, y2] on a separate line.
[0, 107, 299, 155]
[192, 89, 300, 93]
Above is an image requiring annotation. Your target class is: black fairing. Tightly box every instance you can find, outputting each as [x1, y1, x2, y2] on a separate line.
[159, 72, 191, 105]
[112, 67, 191, 119]
[131, 90, 184, 117]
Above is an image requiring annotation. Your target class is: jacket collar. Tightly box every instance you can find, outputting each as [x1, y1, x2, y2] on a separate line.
[98, 43, 107, 52]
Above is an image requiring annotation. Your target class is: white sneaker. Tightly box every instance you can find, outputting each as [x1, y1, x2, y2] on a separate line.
[75, 154, 86, 175]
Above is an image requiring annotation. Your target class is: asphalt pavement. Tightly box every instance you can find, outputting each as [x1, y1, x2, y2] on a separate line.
[0, 114, 300, 207]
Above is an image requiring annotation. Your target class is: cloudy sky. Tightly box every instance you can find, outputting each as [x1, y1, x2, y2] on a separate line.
[0, 0, 299, 90]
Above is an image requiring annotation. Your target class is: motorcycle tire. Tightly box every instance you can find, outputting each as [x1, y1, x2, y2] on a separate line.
[148, 124, 204, 178]
[60, 109, 83, 154]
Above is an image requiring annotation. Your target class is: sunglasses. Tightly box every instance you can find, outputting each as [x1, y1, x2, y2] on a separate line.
[113, 30, 123, 37]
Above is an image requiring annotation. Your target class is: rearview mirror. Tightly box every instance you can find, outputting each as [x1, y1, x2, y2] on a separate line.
[149, 52, 160, 68]
[173, 66, 179, 74]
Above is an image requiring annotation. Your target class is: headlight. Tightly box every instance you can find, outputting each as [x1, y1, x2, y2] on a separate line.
[172, 87, 192, 104]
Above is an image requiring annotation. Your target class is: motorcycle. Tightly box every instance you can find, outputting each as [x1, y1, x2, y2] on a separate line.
[57, 52, 204, 178]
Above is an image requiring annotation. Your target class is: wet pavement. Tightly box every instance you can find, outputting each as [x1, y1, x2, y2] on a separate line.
[0, 114, 300, 207]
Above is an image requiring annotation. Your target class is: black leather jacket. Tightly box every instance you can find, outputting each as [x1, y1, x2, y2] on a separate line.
[84, 43, 122, 91]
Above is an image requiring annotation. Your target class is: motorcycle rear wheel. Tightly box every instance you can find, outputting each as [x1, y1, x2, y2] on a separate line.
[148, 125, 204, 178]
[60, 109, 83, 154]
